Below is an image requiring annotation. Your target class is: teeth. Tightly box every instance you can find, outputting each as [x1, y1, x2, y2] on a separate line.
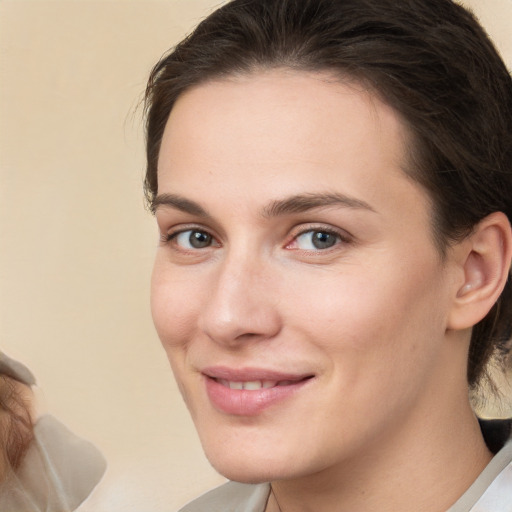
[243, 381, 263, 390]
[220, 380, 279, 390]
[215, 378, 302, 390]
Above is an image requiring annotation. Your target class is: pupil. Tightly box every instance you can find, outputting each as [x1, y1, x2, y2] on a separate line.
[190, 231, 211, 248]
[313, 231, 335, 249]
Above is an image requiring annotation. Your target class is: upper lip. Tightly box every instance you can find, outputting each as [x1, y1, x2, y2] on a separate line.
[201, 366, 314, 382]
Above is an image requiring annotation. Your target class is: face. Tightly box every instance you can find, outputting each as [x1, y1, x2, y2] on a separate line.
[151, 70, 462, 483]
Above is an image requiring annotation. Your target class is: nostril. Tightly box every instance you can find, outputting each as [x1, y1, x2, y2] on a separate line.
[234, 332, 261, 340]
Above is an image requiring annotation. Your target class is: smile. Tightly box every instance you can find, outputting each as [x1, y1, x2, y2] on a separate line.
[203, 369, 314, 416]
[216, 379, 299, 390]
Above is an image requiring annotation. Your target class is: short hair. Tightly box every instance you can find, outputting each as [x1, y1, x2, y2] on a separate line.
[144, 0, 512, 390]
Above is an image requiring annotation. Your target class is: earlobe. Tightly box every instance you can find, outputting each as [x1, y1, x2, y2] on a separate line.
[448, 212, 512, 331]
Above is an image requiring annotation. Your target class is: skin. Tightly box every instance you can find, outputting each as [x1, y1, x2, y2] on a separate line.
[151, 70, 493, 511]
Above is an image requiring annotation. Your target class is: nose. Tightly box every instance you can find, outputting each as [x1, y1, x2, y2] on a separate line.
[198, 254, 282, 347]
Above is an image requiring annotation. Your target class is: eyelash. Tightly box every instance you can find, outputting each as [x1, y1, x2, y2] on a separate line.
[287, 226, 351, 251]
[160, 228, 218, 249]
[161, 224, 351, 253]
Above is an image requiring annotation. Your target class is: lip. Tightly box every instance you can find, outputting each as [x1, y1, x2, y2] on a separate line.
[202, 366, 314, 416]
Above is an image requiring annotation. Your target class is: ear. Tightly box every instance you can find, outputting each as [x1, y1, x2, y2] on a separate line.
[447, 212, 512, 331]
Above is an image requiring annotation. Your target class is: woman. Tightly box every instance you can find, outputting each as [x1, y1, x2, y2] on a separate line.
[144, 0, 512, 510]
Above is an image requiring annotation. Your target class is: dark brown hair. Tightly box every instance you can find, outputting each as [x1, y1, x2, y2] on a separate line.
[144, 0, 512, 389]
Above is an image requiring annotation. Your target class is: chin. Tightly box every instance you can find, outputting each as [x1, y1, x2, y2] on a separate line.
[193, 410, 320, 483]
[210, 459, 279, 484]
[204, 445, 292, 484]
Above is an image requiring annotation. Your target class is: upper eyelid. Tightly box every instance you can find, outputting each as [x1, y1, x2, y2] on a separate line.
[160, 222, 353, 247]
[163, 223, 216, 237]
[289, 223, 353, 240]
[291, 230, 344, 245]
[167, 227, 217, 242]
[165, 228, 223, 253]
[157, 215, 225, 239]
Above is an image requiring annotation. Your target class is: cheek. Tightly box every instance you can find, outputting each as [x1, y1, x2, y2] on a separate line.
[285, 252, 448, 359]
[151, 264, 202, 408]
[150, 261, 201, 349]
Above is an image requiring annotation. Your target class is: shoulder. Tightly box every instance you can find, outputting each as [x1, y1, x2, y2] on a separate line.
[473, 438, 512, 511]
[178, 481, 270, 512]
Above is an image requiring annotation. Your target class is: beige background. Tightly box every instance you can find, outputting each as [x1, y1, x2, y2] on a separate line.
[0, 1, 511, 510]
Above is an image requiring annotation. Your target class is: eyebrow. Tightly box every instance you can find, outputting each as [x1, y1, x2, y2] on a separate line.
[152, 193, 211, 217]
[262, 192, 376, 217]
[152, 191, 376, 217]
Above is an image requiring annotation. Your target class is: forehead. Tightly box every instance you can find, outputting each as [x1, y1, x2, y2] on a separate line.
[157, 69, 425, 219]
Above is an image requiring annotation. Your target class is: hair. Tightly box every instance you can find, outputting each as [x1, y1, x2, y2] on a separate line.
[0, 376, 33, 479]
[144, 0, 512, 390]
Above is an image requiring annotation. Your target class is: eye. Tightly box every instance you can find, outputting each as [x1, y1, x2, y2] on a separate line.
[171, 229, 215, 249]
[291, 229, 343, 251]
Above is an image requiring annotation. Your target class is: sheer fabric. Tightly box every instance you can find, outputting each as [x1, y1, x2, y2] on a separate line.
[0, 352, 106, 511]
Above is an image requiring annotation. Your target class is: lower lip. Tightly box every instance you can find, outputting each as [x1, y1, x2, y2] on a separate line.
[205, 377, 311, 416]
